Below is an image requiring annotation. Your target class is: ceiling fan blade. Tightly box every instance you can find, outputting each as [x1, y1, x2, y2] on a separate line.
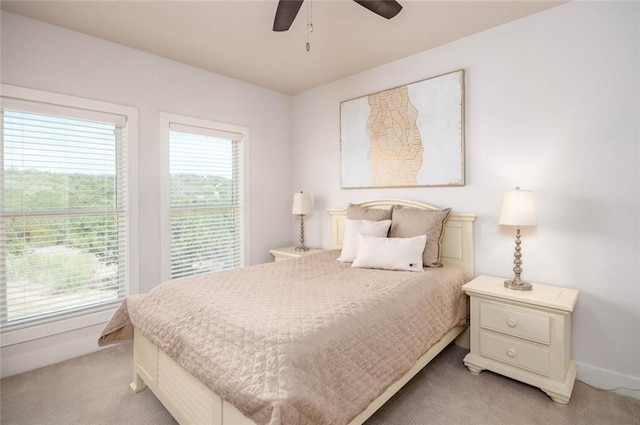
[353, 0, 402, 20]
[273, 0, 305, 32]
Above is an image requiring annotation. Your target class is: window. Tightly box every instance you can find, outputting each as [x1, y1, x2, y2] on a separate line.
[0, 85, 138, 335]
[160, 113, 247, 280]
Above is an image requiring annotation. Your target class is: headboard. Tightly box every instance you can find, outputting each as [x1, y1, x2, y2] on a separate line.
[327, 199, 477, 277]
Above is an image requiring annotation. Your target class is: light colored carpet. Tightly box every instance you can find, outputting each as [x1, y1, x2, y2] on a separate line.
[1, 342, 638, 425]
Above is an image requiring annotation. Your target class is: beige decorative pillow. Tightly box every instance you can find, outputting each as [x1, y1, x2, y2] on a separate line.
[346, 203, 393, 221]
[389, 206, 451, 267]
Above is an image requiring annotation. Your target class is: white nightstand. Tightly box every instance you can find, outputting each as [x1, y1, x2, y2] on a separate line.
[269, 246, 323, 262]
[462, 275, 579, 405]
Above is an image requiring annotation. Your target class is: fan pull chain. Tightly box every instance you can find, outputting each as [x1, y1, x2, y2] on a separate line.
[306, 0, 313, 52]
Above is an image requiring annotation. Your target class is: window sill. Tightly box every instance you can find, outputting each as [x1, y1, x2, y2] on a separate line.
[0, 308, 117, 348]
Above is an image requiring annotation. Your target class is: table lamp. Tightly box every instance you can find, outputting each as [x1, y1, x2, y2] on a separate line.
[292, 191, 312, 251]
[499, 187, 537, 290]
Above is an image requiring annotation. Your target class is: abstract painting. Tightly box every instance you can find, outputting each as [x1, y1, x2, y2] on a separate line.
[340, 69, 464, 188]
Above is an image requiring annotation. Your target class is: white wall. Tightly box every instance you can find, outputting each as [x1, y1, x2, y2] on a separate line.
[292, 2, 640, 395]
[0, 12, 293, 376]
[2, 2, 639, 396]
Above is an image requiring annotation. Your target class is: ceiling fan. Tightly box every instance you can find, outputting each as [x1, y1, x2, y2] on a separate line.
[273, 0, 403, 32]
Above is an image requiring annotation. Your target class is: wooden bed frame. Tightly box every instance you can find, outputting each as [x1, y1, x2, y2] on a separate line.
[130, 199, 476, 425]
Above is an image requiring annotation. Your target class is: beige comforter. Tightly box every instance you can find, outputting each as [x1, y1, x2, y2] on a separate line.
[99, 250, 468, 425]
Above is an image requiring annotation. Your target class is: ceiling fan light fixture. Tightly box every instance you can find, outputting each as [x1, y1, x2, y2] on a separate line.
[273, 0, 402, 32]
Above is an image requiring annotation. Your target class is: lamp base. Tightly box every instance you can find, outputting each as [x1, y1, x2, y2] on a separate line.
[504, 280, 532, 291]
[295, 246, 309, 252]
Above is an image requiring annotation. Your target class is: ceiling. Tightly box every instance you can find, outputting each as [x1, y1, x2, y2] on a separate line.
[1, 0, 565, 94]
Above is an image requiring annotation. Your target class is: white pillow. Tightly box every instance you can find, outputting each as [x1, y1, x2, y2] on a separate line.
[337, 219, 392, 263]
[351, 234, 427, 272]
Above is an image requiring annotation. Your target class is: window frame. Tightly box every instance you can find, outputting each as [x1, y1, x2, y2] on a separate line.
[0, 84, 139, 347]
[159, 112, 249, 282]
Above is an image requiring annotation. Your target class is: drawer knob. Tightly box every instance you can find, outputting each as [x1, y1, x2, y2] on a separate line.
[507, 318, 517, 327]
[507, 348, 517, 358]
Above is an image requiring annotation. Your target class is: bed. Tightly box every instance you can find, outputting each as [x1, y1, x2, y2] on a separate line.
[99, 198, 476, 425]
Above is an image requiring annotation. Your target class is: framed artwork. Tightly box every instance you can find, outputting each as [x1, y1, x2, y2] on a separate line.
[340, 69, 465, 189]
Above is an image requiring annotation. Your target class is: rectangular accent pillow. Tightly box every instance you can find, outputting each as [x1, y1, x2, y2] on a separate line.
[388, 206, 451, 267]
[337, 219, 392, 263]
[351, 234, 426, 272]
[346, 203, 393, 221]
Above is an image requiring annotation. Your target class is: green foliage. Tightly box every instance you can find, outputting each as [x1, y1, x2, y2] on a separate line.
[5, 214, 120, 265]
[170, 173, 234, 207]
[7, 249, 101, 294]
[3, 169, 116, 211]
[4, 169, 240, 288]
[169, 172, 241, 277]
[4, 169, 120, 298]
[171, 208, 240, 277]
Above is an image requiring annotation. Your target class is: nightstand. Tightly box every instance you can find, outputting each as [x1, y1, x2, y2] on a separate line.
[462, 275, 579, 405]
[269, 246, 323, 262]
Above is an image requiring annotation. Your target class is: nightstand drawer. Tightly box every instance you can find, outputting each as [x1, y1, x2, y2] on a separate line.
[480, 331, 550, 376]
[480, 302, 550, 344]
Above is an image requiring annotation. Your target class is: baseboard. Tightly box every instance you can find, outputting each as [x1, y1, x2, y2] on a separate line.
[576, 361, 640, 400]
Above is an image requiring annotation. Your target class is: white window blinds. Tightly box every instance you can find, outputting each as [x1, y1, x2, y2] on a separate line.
[168, 121, 244, 279]
[1, 101, 131, 330]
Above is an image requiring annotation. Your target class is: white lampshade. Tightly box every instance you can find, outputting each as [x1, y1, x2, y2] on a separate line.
[292, 191, 312, 215]
[499, 188, 537, 227]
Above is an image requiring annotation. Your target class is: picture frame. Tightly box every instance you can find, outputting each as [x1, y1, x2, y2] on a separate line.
[340, 69, 465, 189]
